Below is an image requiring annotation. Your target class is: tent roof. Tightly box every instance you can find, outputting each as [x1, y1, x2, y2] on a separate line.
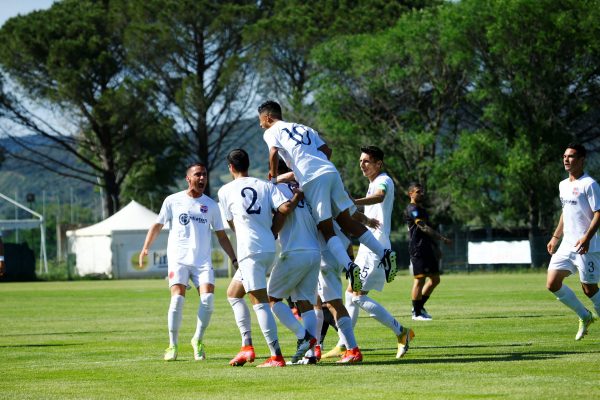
[67, 200, 158, 237]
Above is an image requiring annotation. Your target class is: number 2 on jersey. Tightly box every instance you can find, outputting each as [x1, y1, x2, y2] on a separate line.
[241, 187, 261, 214]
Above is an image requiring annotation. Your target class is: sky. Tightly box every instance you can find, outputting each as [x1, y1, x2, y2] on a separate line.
[0, 0, 55, 27]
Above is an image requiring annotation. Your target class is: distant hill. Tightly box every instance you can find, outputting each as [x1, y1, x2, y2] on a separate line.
[0, 120, 269, 221]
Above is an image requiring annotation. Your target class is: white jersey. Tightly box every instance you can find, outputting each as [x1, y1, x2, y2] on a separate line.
[364, 173, 394, 240]
[156, 191, 224, 267]
[263, 120, 337, 186]
[557, 172, 600, 253]
[218, 176, 289, 261]
[276, 182, 320, 253]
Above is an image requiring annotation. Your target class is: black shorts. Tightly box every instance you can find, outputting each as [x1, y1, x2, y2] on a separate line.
[410, 252, 440, 277]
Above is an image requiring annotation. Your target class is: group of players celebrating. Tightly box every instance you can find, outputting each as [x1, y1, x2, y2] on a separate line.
[141, 99, 600, 367]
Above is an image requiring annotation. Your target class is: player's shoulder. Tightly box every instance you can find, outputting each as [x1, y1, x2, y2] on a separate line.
[581, 173, 599, 186]
[199, 193, 218, 206]
[164, 190, 186, 203]
[375, 173, 393, 185]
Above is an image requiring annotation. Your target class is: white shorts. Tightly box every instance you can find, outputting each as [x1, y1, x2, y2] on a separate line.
[303, 172, 354, 224]
[168, 262, 214, 288]
[234, 252, 275, 292]
[549, 251, 600, 284]
[354, 244, 385, 292]
[317, 249, 345, 303]
[268, 249, 320, 303]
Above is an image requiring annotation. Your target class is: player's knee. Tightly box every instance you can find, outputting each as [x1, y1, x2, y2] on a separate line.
[546, 281, 560, 292]
[351, 295, 366, 308]
[582, 284, 599, 298]
[201, 293, 214, 312]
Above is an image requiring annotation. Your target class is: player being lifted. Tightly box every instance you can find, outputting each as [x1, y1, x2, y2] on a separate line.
[258, 100, 397, 294]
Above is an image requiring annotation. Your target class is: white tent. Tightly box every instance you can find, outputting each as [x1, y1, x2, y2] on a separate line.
[67, 200, 168, 278]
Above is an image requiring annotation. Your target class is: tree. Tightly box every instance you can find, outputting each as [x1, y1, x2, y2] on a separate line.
[312, 6, 468, 229]
[123, 0, 260, 196]
[0, 0, 179, 216]
[246, 0, 441, 124]
[434, 0, 600, 265]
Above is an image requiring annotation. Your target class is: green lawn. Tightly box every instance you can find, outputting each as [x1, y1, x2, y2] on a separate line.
[1, 272, 599, 399]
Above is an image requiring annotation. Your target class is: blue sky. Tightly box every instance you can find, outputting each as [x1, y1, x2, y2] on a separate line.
[0, 0, 55, 27]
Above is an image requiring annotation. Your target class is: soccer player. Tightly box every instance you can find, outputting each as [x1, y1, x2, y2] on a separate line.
[268, 161, 321, 364]
[139, 163, 237, 361]
[317, 221, 364, 363]
[343, 146, 414, 358]
[258, 100, 397, 293]
[219, 149, 302, 367]
[405, 182, 452, 321]
[547, 143, 600, 340]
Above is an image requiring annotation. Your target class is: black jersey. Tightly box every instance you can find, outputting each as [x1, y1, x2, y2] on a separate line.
[405, 203, 435, 254]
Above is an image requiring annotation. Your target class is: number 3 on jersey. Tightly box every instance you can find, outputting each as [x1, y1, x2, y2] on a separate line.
[241, 187, 261, 214]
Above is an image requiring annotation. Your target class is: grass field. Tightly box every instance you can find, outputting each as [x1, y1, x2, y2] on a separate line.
[1, 272, 599, 399]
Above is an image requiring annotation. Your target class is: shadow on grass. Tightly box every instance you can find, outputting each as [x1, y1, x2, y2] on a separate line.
[0, 343, 85, 348]
[315, 349, 600, 366]
[5, 330, 147, 337]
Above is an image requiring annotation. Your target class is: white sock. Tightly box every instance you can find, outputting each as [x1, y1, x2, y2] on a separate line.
[193, 293, 214, 341]
[253, 303, 280, 356]
[301, 309, 317, 340]
[553, 285, 589, 319]
[345, 291, 359, 327]
[272, 301, 305, 339]
[354, 295, 402, 336]
[228, 297, 252, 346]
[336, 316, 357, 349]
[315, 308, 324, 344]
[358, 230, 385, 259]
[168, 294, 185, 346]
[590, 290, 600, 317]
[326, 236, 353, 270]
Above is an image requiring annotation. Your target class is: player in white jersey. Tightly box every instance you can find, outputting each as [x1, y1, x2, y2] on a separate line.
[317, 221, 364, 363]
[547, 143, 600, 340]
[139, 163, 237, 361]
[341, 146, 414, 358]
[258, 100, 397, 293]
[219, 149, 302, 368]
[268, 161, 321, 364]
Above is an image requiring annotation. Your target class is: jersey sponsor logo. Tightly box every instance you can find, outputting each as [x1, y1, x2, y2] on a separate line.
[560, 197, 577, 207]
[200, 204, 208, 213]
[179, 213, 208, 225]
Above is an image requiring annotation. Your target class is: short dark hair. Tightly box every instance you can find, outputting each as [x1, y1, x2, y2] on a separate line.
[227, 149, 250, 172]
[258, 100, 283, 119]
[186, 162, 207, 174]
[566, 142, 586, 158]
[408, 182, 423, 193]
[360, 145, 384, 162]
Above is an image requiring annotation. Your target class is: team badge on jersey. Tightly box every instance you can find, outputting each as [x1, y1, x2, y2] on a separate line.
[572, 187, 579, 196]
[412, 210, 419, 218]
[179, 213, 190, 225]
[200, 204, 208, 213]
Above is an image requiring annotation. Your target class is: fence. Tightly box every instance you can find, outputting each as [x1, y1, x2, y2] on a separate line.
[391, 227, 551, 273]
